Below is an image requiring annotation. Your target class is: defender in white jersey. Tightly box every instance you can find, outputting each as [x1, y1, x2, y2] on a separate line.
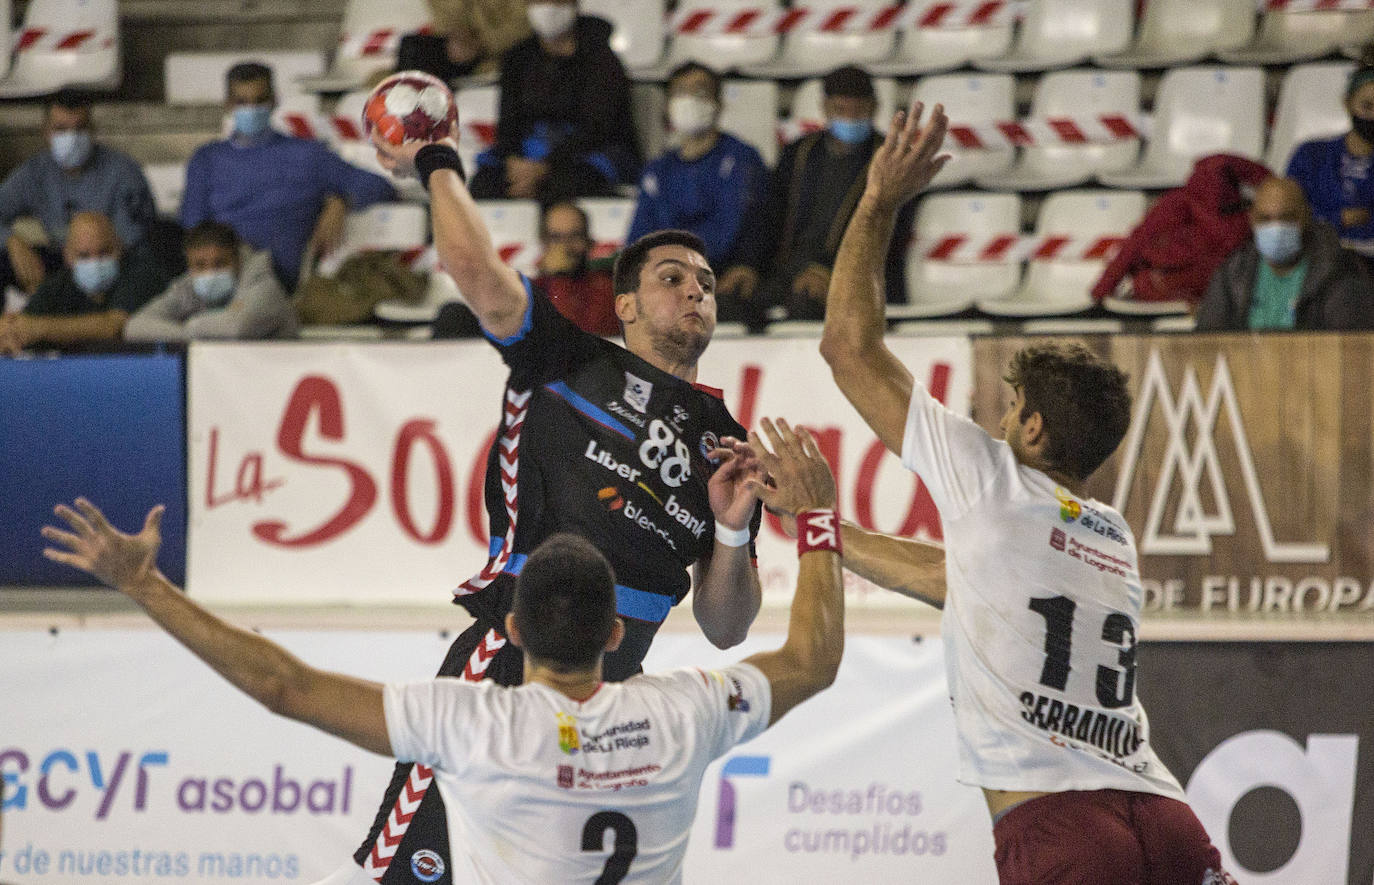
[41, 417, 849, 884]
[817, 98, 1235, 884]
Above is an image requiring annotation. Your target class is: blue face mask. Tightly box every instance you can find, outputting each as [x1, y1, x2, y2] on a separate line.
[50, 130, 93, 169]
[192, 269, 237, 306]
[73, 256, 119, 294]
[828, 117, 873, 145]
[232, 104, 273, 138]
[1254, 222, 1303, 265]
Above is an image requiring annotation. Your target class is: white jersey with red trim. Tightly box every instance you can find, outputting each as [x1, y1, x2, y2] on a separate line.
[901, 383, 1186, 799]
[383, 663, 771, 883]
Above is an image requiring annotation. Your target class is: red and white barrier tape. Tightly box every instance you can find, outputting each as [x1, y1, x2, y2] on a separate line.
[337, 24, 433, 58]
[920, 233, 1123, 263]
[670, 2, 1018, 36]
[777, 114, 1142, 149]
[277, 110, 494, 148]
[13, 28, 114, 51]
[1263, 0, 1374, 9]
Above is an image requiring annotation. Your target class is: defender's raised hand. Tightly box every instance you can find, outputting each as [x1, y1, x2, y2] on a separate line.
[42, 499, 164, 595]
[864, 100, 951, 212]
[746, 418, 837, 517]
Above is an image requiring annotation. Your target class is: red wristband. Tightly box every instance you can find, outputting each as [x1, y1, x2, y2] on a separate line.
[796, 509, 841, 556]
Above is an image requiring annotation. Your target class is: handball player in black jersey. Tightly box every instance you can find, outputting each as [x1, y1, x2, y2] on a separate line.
[313, 128, 767, 885]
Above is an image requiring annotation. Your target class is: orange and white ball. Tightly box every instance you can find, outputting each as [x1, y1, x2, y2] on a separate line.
[362, 70, 459, 146]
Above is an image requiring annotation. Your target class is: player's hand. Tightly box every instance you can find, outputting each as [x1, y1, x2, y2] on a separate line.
[42, 499, 164, 596]
[708, 436, 765, 532]
[863, 100, 950, 212]
[371, 122, 460, 178]
[746, 418, 837, 516]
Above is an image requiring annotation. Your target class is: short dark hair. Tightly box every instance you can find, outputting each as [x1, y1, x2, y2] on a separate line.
[44, 89, 93, 119]
[539, 201, 590, 239]
[184, 221, 239, 253]
[611, 229, 708, 296]
[1004, 342, 1132, 482]
[226, 61, 274, 94]
[511, 534, 617, 672]
[822, 65, 875, 101]
[668, 60, 722, 103]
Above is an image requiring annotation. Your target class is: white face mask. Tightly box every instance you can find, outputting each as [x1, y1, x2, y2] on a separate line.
[528, 3, 576, 40]
[668, 95, 718, 137]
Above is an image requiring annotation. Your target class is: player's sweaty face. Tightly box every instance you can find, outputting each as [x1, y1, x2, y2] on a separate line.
[634, 245, 717, 344]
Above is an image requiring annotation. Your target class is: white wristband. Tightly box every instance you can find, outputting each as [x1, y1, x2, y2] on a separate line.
[714, 520, 751, 548]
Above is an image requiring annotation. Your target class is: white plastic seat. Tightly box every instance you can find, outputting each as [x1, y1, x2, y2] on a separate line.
[912, 74, 1015, 188]
[0, 0, 119, 97]
[975, 0, 1133, 73]
[904, 191, 1021, 317]
[1265, 61, 1354, 174]
[453, 84, 500, 180]
[1095, 0, 1254, 69]
[143, 163, 188, 218]
[979, 189, 1146, 317]
[1338, 14, 1374, 57]
[165, 51, 327, 111]
[977, 69, 1141, 191]
[1220, 11, 1374, 66]
[476, 200, 540, 277]
[583, 0, 666, 73]
[658, 0, 783, 75]
[744, 0, 897, 78]
[889, 318, 997, 335]
[578, 197, 634, 258]
[313, 203, 430, 279]
[299, 0, 430, 93]
[763, 320, 824, 337]
[869, 21, 1013, 75]
[1021, 317, 1125, 334]
[0, 0, 10, 79]
[1099, 66, 1264, 190]
[782, 76, 899, 144]
[720, 79, 780, 166]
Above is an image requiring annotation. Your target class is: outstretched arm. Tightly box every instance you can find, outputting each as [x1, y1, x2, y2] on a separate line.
[372, 131, 527, 340]
[839, 522, 946, 609]
[41, 499, 391, 757]
[740, 419, 844, 726]
[692, 437, 764, 648]
[819, 101, 949, 456]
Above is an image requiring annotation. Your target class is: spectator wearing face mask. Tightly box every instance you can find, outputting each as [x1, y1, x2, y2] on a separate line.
[1196, 177, 1374, 331]
[1287, 65, 1374, 268]
[0, 212, 169, 354]
[718, 65, 913, 327]
[124, 221, 296, 341]
[625, 61, 767, 271]
[467, 0, 640, 201]
[0, 90, 156, 298]
[181, 62, 395, 290]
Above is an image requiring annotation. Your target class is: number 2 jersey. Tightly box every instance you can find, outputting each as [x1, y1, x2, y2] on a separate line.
[383, 663, 772, 883]
[900, 381, 1186, 799]
[454, 279, 758, 679]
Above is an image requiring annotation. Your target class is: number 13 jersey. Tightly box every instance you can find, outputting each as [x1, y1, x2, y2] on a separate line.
[900, 383, 1185, 799]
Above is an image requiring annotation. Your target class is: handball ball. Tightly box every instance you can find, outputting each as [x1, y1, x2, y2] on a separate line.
[363, 71, 458, 146]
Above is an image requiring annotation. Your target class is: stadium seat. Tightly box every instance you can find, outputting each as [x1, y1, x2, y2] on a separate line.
[0, 0, 120, 97]
[889, 318, 997, 335]
[1265, 61, 1354, 175]
[900, 191, 1021, 317]
[978, 189, 1146, 317]
[911, 74, 1015, 188]
[315, 203, 429, 276]
[743, 0, 898, 78]
[476, 200, 541, 277]
[763, 320, 825, 337]
[453, 84, 500, 181]
[143, 163, 188, 218]
[720, 79, 780, 166]
[1099, 66, 1264, 190]
[1021, 317, 1125, 334]
[1339, 15, 1374, 58]
[869, 20, 1013, 76]
[578, 197, 634, 258]
[655, 0, 783, 76]
[1095, 0, 1254, 69]
[631, 82, 669, 163]
[975, 0, 1133, 73]
[583, 0, 666, 74]
[976, 69, 1141, 191]
[165, 51, 327, 112]
[299, 0, 431, 93]
[0, 0, 9, 80]
[782, 76, 899, 145]
[1220, 11, 1374, 66]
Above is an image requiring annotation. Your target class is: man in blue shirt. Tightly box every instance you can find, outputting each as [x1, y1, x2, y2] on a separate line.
[181, 62, 395, 289]
[0, 90, 156, 297]
[626, 62, 768, 270]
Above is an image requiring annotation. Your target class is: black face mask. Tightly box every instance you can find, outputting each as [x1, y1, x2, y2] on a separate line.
[1352, 115, 1374, 144]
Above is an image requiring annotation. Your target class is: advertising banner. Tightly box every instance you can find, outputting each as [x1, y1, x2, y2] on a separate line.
[186, 337, 971, 606]
[973, 334, 1374, 614]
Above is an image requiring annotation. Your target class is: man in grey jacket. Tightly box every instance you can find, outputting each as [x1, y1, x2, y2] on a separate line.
[125, 221, 297, 341]
[1196, 176, 1374, 331]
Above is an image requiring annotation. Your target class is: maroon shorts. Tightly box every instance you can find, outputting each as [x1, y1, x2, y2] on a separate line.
[992, 789, 1236, 885]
